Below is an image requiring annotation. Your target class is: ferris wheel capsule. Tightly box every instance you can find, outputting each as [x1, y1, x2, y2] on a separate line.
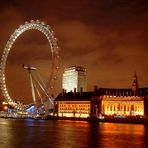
[41, 21, 45, 25]
[36, 20, 40, 24]
[30, 20, 35, 23]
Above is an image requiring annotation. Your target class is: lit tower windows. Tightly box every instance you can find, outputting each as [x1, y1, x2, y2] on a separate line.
[62, 66, 87, 92]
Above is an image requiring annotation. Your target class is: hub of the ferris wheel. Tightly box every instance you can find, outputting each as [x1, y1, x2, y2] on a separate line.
[22, 64, 54, 116]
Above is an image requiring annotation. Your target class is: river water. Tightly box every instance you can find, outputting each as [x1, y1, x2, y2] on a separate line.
[0, 118, 147, 148]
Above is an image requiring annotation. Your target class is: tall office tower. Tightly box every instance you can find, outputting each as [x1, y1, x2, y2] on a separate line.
[62, 66, 87, 92]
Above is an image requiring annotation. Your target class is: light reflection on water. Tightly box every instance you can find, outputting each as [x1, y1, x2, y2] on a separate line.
[0, 118, 147, 148]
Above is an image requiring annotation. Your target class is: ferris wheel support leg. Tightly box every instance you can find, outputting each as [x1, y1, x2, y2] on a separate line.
[29, 72, 36, 105]
[32, 75, 53, 105]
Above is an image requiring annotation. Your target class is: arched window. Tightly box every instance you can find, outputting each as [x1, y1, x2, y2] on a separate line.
[124, 105, 126, 111]
[110, 105, 112, 111]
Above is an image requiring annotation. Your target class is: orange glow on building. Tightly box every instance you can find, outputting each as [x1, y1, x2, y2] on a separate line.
[57, 101, 90, 118]
[101, 96, 144, 116]
[55, 74, 148, 120]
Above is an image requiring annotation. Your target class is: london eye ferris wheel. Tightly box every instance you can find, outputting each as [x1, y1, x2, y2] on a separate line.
[0, 20, 60, 111]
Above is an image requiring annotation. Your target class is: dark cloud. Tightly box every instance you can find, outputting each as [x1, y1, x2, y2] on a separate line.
[0, 0, 148, 103]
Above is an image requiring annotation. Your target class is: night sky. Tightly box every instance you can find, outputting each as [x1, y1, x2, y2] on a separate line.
[0, 0, 148, 103]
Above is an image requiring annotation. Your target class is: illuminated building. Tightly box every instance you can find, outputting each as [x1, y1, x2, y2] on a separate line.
[99, 88, 144, 116]
[62, 66, 86, 92]
[55, 91, 92, 118]
[0, 100, 11, 112]
[55, 74, 148, 119]
[91, 75, 146, 117]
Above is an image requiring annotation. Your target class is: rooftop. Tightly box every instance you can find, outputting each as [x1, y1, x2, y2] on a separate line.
[55, 87, 148, 101]
[64, 66, 86, 72]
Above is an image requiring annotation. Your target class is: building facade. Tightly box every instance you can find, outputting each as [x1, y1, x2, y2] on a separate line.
[55, 91, 92, 118]
[55, 75, 148, 119]
[100, 88, 144, 116]
[55, 88, 147, 119]
[62, 66, 86, 92]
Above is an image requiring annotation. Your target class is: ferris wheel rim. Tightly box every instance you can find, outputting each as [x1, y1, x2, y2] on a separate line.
[0, 20, 60, 110]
